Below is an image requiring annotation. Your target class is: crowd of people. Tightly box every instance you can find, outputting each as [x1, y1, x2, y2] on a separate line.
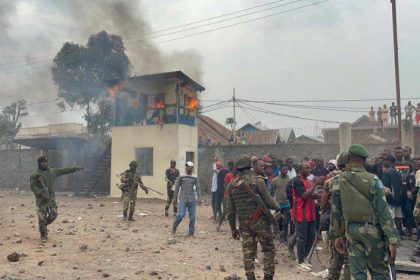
[369, 101, 420, 126]
[210, 145, 420, 279]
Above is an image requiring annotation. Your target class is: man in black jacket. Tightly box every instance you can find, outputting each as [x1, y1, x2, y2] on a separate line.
[381, 154, 404, 236]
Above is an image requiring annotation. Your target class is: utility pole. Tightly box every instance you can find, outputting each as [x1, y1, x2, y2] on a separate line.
[233, 87, 237, 143]
[391, 0, 402, 143]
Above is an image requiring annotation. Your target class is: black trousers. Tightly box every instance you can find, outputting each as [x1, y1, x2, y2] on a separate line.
[296, 221, 316, 263]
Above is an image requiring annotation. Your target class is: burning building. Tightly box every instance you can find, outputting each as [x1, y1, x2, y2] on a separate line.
[109, 71, 205, 198]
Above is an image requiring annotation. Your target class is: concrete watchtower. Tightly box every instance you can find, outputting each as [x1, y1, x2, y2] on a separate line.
[109, 71, 205, 198]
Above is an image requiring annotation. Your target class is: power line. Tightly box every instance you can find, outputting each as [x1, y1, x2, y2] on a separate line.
[0, 0, 331, 76]
[239, 99, 367, 112]
[237, 100, 341, 123]
[126, 0, 287, 40]
[128, 0, 331, 52]
[124, 0, 306, 46]
[203, 96, 420, 103]
[0, 98, 61, 110]
[0, 0, 287, 69]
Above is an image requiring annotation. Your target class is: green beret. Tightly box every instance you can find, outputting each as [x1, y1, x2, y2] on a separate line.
[348, 144, 369, 158]
[236, 157, 252, 169]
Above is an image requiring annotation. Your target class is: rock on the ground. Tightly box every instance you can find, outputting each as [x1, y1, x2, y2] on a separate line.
[7, 252, 20, 262]
[167, 238, 176, 245]
[79, 244, 88, 252]
[224, 274, 241, 280]
[220, 265, 226, 272]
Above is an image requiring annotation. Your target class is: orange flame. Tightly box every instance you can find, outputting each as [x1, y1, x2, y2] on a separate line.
[107, 84, 121, 97]
[151, 100, 165, 109]
[186, 97, 199, 110]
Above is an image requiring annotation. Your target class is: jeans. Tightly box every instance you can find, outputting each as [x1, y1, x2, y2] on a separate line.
[296, 221, 316, 263]
[278, 207, 291, 242]
[173, 201, 196, 235]
[211, 191, 217, 218]
[402, 195, 415, 230]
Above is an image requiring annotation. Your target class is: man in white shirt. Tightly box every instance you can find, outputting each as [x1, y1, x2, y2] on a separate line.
[211, 157, 220, 220]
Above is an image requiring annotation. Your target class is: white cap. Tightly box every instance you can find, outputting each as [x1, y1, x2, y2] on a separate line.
[328, 159, 338, 168]
[185, 161, 194, 167]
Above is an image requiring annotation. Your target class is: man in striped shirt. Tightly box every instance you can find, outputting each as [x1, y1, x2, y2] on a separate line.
[291, 162, 318, 272]
[172, 161, 201, 236]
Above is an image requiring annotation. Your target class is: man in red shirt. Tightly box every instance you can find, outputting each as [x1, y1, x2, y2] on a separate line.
[216, 161, 237, 231]
[292, 162, 318, 272]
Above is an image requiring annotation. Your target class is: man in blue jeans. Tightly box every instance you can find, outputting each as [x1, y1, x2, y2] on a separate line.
[172, 161, 201, 236]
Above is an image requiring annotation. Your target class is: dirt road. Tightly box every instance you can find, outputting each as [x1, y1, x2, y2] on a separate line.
[0, 190, 417, 280]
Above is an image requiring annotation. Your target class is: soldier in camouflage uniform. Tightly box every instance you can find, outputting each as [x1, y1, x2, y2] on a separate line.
[164, 160, 180, 217]
[226, 157, 281, 280]
[331, 144, 399, 280]
[410, 188, 420, 262]
[30, 156, 83, 241]
[321, 152, 351, 280]
[119, 161, 148, 221]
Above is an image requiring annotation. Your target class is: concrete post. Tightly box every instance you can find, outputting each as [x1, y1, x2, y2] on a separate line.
[339, 122, 352, 153]
[401, 119, 414, 151]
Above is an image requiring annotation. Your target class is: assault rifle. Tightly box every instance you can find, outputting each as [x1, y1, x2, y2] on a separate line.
[38, 176, 53, 210]
[235, 179, 282, 236]
[384, 248, 397, 280]
[304, 227, 322, 264]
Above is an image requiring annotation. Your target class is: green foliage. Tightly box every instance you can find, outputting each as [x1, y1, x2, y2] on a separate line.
[0, 99, 28, 146]
[225, 117, 236, 129]
[51, 31, 132, 134]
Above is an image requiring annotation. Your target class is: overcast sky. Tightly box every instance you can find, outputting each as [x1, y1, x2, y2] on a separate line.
[1, 0, 419, 136]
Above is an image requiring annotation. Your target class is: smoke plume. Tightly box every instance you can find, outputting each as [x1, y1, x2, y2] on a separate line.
[0, 0, 203, 126]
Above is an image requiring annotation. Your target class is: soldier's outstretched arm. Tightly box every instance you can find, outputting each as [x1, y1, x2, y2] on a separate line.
[370, 178, 399, 245]
[256, 179, 280, 210]
[52, 167, 82, 177]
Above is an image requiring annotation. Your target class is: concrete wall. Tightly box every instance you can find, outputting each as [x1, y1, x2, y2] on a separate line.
[110, 123, 197, 198]
[0, 149, 79, 191]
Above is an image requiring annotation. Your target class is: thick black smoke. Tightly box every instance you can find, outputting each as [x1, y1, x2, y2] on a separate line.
[0, 0, 202, 126]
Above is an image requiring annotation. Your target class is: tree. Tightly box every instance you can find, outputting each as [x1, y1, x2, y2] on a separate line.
[0, 99, 28, 148]
[225, 117, 236, 130]
[51, 31, 132, 135]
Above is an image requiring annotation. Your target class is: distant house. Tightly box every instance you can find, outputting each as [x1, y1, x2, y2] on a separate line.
[238, 122, 267, 132]
[293, 135, 324, 144]
[352, 115, 374, 128]
[242, 129, 280, 145]
[322, 115, 410, 144]
[237, 122, 295, 144]
[277, 128, 296, 143]
[197, 115, 231, 146]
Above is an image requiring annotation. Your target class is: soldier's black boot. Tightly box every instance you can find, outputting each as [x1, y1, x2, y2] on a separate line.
[263, 273, 274, 280]
[40, 232, 48, 243]
[128, 210, 135, 221]
[123, 211, 128, 221]
[165, 207, 169, 217]
[245, 273, 256, 280]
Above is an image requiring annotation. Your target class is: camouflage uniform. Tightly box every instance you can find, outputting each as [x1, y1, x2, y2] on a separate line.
[120, 169, 147, 220]
[325, 174, 351, 280]
[331, 164, 399, 280]
[164, 167, 180, 216]
[410, 191, 420, 261]
[226, 158, 280, 280]
[30, 167, 80, 238]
